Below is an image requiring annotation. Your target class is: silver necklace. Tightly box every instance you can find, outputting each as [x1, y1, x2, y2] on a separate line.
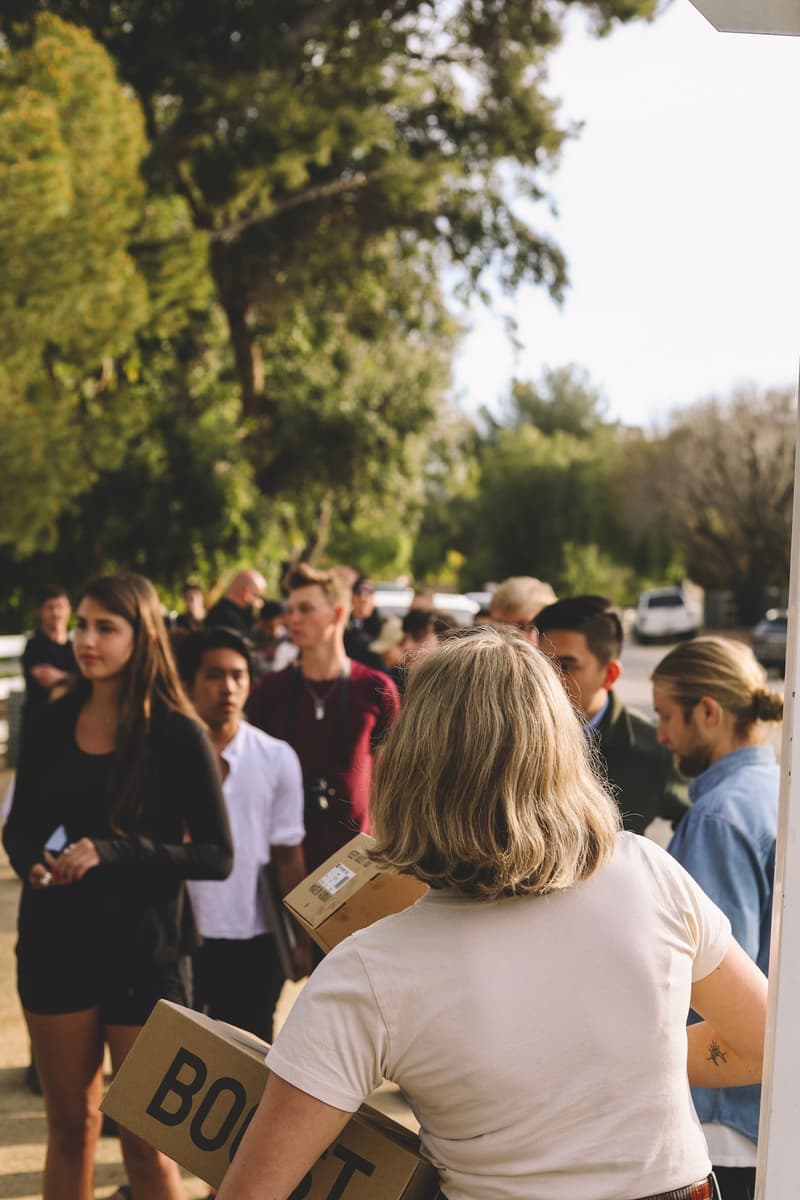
[303, 675, 341, 721]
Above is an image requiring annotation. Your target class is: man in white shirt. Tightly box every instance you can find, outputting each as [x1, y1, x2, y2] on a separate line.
[177, 627, 309, 1042]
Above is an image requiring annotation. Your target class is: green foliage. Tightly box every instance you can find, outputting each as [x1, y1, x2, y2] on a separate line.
[465, 423, 622, 585]
[414, 364, 680, 602]
[0, 1, 663, 606]
[507, 365, 609, 438]
[556, 541, 637, 605]
[0, 14, 150, 554]
[0, 15, 147, 385]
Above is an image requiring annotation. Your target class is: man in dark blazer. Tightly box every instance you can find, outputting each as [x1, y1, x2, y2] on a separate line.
[536, 595, 688, 835]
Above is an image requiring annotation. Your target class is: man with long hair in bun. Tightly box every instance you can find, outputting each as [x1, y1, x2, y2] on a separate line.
[652, 636, 783, 1200]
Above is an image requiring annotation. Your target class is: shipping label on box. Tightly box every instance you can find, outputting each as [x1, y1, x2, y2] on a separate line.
[102, 1000, 439, 1199]
[284, 833, 428, 952]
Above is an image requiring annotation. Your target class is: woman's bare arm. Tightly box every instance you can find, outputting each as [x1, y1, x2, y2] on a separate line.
[216, 1073, 352, 1200]
[687, 939, 767, 1089]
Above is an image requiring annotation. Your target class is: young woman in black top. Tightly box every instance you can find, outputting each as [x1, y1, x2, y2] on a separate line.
[3, 572, 233, 1200]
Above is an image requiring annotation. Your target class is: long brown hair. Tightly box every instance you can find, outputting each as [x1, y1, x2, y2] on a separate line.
[78, 573, 200, 831]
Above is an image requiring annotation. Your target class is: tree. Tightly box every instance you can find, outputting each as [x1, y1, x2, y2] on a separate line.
[622, 388, 795, 623]
[507, 364, 609, 438]
[464, 422, 628, 586]
[0, 14, 149, 553]
[1, 1, 664, 595]
[3, 0, 659, 451]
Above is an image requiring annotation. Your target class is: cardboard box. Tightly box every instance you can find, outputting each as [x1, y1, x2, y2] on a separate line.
[102, 1000, 439, 1199]
[283, 833, 428, 953]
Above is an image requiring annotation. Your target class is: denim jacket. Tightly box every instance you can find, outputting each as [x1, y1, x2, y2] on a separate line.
[667, 745, 778, 1144]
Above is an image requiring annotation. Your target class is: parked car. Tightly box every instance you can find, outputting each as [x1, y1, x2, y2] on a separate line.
[373, 589, 479, 627]
[633, 588, 699, 643]
[752, 609, 787, 673]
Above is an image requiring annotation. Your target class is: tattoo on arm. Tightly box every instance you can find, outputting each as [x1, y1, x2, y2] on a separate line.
[707, 1040, 728, 1067]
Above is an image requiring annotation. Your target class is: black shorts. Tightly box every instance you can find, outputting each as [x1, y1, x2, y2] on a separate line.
[17, 942, 190, 1025]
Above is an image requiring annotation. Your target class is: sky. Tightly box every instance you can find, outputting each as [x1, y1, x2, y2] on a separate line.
[452, 0, 800, 427]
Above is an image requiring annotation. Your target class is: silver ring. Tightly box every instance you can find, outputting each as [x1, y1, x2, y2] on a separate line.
[40, 871, 52, 887]
[63, 845, 73, 856]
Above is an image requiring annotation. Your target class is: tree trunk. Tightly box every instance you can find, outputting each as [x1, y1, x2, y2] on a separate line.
[210, 243, 264, 420]
[300, 491, 335, 565]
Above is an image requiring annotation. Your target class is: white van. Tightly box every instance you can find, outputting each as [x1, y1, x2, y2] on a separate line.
[633, 588, 698, 643]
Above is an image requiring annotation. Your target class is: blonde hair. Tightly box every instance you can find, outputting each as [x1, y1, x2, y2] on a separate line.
[285, 562, 351, 613]
[652, 636, 783, 735]
[491, 576, 557, 619]
[370, 627, 619, 899]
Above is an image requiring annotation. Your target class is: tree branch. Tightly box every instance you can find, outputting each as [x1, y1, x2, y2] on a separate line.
[211, 171, 377, 243]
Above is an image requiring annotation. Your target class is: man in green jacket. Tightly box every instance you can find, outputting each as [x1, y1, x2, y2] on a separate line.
[536, 595, 688, 835]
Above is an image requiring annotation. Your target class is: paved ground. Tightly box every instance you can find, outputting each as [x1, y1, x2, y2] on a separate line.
[0, 636, 783, 1196]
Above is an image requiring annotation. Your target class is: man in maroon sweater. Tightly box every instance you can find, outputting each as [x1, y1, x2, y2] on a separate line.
[247, 564, 400, 872]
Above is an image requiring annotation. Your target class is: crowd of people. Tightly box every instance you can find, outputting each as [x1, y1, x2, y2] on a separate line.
[2, 564, 781, 1200]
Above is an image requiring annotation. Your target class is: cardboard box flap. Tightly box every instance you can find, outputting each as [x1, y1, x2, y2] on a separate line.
[284, 833, 429, 953]
[284, 834, 380, 929]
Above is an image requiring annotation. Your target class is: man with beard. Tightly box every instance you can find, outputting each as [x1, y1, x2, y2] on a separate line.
[652, 637, 783, 1200]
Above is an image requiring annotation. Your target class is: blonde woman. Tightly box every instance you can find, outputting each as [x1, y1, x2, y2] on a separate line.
[218, 627, 767, 1200]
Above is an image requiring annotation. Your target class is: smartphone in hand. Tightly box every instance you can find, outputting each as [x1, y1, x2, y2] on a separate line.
[43, 825, 69, 857]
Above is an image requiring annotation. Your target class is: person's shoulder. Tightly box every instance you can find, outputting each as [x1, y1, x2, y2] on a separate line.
[22, 631, 47, 660]
[608, 830, 690, 897]
[349, 659, 384, 681]
[350, 660, 399, 697]
[205, 597, 242, 626]
[341, 889, 431, 957]
[154, 705, 208, 749]
[238, 719, 294, 761]
[692, 759, 779, 830]
[249, 664, 295, 704]
[26, 688, 80, 732]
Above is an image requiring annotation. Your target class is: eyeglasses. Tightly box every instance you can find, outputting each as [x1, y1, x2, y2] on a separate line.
[355, 586, 375, 596]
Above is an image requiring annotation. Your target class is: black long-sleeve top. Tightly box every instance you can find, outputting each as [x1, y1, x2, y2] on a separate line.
[3, 691, 233, 968]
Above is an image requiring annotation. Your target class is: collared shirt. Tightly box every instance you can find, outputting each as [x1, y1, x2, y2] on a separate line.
[585, 694, 610, 737]
[668, 743, 779, 1145]
[187, 721, 304, 940]
[594, 691, 689, 835]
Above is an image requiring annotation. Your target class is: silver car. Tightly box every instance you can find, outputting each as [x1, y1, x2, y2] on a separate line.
[752, 609, 787, 672]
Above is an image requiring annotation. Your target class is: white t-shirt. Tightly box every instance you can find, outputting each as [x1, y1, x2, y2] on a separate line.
[187, 721, 304, 940]
[267, 832, 730, 1200]
[702, 1122, 757, 1168]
